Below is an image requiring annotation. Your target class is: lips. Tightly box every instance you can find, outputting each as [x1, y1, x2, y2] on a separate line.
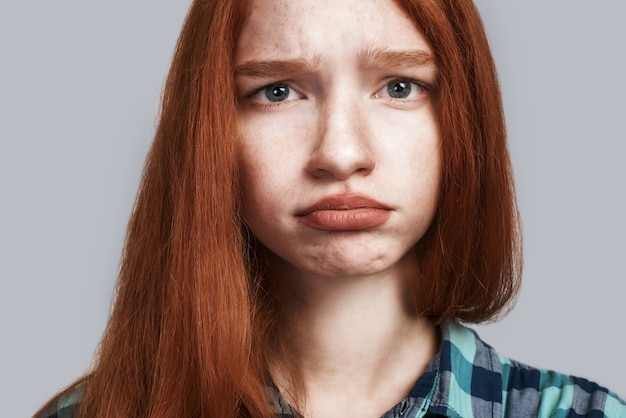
[296, 194, 392, 231]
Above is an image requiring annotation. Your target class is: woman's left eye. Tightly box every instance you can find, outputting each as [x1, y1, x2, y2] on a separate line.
[376, 79, 426, 100]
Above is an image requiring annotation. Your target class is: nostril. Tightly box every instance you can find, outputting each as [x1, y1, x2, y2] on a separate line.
[306, 159, 374, 181]
[305, 141, 375, 180]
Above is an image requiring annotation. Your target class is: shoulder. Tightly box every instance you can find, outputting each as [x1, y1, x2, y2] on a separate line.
[436, 321, 626, 417]
[501, 356, 626, 417]
[34, 385, 85, 418]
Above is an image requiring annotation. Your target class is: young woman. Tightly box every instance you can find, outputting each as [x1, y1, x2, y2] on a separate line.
[36, 0, 625, 417]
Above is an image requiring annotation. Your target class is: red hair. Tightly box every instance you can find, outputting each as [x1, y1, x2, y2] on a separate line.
[36, 0, 521, 416]
[395, 0, 522, 322]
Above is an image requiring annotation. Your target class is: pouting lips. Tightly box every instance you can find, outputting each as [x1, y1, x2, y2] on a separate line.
[296, 194, 392, 231]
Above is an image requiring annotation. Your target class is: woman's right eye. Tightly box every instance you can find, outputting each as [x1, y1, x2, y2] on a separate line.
[264, 83, 291, 102]
[245, 82, 302, 105]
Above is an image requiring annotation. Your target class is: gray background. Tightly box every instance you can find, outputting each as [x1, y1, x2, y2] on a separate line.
[0, 1, 624, 416]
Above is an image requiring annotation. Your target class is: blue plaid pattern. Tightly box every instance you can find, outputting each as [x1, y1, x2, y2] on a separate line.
[38, 322, 626, 417]
[416, 322, 626, 417]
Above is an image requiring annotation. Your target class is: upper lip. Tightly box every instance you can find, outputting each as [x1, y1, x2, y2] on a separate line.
[296, 193, 392, 216]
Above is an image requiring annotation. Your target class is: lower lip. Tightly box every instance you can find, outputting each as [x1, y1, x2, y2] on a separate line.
[297, 208, 391, 231]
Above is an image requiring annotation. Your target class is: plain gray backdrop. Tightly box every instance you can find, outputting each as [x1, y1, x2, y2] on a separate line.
[1, 1, 624, 416]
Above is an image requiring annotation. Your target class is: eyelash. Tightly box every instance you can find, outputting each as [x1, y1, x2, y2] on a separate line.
[241, 77, 433, 109]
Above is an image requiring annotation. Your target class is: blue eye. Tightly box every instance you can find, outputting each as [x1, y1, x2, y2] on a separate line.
[387, 80, 413, 99]
[265, 83, 291, 102]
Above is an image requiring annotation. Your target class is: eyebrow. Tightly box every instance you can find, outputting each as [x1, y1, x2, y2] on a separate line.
[234, 56, 321, 78]
[358, 47, 435, 69]
[233, 48, 436, 79]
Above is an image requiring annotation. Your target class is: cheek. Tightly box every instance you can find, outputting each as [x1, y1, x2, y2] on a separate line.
[380, 110, 441, 181]
[385, 111, 441, 228]
[237, 111, 312, 197]
[238, 145, 273, 219]
[237, 134, 302, 222]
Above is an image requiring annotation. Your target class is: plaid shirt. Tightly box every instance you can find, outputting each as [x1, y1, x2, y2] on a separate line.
[39, 321, 625, 418]
[272, 321, 626, 417]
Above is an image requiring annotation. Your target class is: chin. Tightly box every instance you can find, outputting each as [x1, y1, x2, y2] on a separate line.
[299, 247, 408, 279]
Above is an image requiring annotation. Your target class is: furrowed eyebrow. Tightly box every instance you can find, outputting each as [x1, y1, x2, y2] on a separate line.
[234, 56, 321, 78]
[358, 47, 436, 69]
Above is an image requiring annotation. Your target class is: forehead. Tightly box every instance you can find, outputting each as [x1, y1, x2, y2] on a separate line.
[236, 0, 430, 63]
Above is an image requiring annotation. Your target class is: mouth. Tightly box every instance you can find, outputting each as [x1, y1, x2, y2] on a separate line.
[295, 193, 392, 231]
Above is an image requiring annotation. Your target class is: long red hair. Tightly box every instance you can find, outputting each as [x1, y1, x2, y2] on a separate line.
[37, 0, 521, 416]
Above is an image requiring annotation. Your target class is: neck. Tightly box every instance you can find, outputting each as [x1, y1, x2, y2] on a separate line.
[270, 252, 439, 417]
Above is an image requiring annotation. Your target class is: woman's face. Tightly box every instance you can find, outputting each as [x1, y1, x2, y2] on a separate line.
[235, 0, 441, 278]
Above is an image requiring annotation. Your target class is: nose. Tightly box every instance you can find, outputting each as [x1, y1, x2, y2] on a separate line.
[306, 94, 375, 180]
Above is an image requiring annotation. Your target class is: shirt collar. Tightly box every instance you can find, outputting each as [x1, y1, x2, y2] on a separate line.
[423, 321, 503, 418]
[270, 321, 504, 418]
